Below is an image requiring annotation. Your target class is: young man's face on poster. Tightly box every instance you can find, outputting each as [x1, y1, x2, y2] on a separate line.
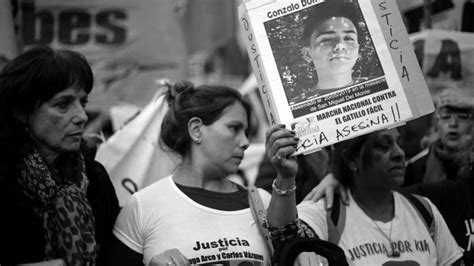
[307, 17, 359, 75]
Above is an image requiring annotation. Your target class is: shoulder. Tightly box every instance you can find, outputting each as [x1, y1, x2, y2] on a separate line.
[297, 200, 327, 218]
[132, 176, 175, 204]
[85, 159, 109, 179]
[84, 157, 117, 197]
[395, 191, 438, 226]
[82, 147, 111, 186]
[297, 200, 329, 239]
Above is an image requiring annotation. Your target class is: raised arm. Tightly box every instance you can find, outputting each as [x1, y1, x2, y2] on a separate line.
[265, 124, 299, 228]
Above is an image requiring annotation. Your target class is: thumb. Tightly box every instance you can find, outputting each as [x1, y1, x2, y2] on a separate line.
[325, 188, 334, 210]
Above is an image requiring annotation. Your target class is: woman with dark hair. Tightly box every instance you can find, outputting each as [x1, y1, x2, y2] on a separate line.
[109, 81, 289, 265]
[300, 0, 364, 99]
[265, 127, 464, 265]
[0, 46, 119, 265]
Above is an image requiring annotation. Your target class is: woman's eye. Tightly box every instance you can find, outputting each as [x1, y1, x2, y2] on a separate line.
[56, 101, 70, 110]
[80, 99, 89, 108]
[374, 143, 390, 152]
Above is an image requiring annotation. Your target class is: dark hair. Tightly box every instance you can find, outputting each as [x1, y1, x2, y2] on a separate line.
[160, 81, 252, 157]
[332, 132, 373, 189]
[0, 45, 93, 138]
[302, 0, 362, 46]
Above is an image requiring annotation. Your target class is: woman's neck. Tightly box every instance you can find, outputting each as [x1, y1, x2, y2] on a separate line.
[172, 162, 236, 193]
[316, 72, 353, 90]
[351, 186, 394, 222]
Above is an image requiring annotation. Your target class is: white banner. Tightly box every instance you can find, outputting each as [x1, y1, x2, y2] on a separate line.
[20, 0, 187, 112]
[410, 29, 474, 99]
[95, 88, 179, 206]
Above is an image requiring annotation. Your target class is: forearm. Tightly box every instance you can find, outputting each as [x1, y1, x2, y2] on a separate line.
[267, 175, 297, 227]
[267, 218, 317, 255]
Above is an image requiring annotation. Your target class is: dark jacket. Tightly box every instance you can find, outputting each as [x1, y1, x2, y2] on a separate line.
[405, 176, 474, 264]
[0, 141, 120, 265]
[404, 145, 463, 187]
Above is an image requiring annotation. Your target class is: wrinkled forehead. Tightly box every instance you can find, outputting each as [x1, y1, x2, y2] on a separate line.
[373, 128, 400, 141]
[437, 106, 472, 115]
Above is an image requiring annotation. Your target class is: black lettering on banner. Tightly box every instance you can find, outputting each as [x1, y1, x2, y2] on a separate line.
[296, 139, 313, 152]
[301, 0, 320, 8]
[122, 178, 138, 195]
[390, 103, 401, 122]
[291, 78, 388, 117]
[96, 10, 127, 44]
[427, 39, 462, 80]
[378, 1, 387, 10]
[59, 11, 91, 45]
[21, 1, 127, 46]
[295, 133, 329, 152]
[378, 2, 411, 82]
[21, 1, 54, 45]
[241, 15, 275, 124]
[401, 66, 410, 81]
[335, 113, 390, 141]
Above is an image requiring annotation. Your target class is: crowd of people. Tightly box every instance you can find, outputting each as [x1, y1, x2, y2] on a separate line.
[1, 11, 473, 266]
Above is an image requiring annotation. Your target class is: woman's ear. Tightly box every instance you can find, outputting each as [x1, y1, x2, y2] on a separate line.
[188, 117, 203, 144]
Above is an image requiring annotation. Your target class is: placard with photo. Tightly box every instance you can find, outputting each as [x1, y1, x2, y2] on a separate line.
[239, 0, 434, 155]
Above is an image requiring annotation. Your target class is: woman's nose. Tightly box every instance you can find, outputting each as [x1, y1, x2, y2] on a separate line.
[447, 115, 459, 127]
[240, 133, 250, 151]
[72, 103, 88, 124]
[392, 144, 405, 161]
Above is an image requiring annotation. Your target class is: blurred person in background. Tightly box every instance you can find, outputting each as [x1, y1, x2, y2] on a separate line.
[0, 46, 119, 265]
[404, 87, 474, 186]
[109, 81, 284, 265]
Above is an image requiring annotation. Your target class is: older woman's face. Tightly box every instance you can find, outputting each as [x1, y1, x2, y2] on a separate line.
[28, 86, 89, 163]
[355, 129, 405, 188]
[308, 17, 359, 75]
[436, 107, 473, 151]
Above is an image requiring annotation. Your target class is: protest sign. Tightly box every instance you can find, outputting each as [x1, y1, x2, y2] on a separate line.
[239, 0, 434, 155]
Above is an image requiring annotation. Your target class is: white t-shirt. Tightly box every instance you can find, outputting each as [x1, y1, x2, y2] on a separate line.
[113, 176, 272, 265]
[298, 191, 464, 265]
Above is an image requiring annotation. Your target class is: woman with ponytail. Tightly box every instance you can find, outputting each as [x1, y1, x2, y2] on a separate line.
[109, 81, 278, 265]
